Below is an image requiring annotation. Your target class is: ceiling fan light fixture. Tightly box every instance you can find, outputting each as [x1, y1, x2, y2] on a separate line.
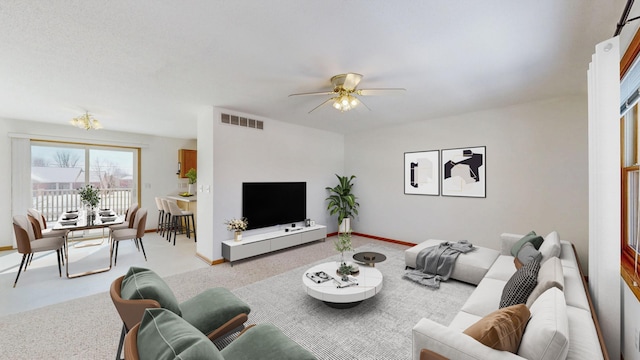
[70, 111, 102, 130]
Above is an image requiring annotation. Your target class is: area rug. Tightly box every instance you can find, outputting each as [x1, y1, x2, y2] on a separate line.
[229, 243, 475, 360]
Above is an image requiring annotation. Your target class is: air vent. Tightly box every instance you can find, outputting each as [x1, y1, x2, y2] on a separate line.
[221, 113, 264, 130]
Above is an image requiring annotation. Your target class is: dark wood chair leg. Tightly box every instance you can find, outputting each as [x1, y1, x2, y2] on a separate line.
[116, 324, 127, 360]
[114, 241, 119, 266]
[139, 238, 147, 261]
[191, 215, 197, 242]
[13, 254, 27, 288]
[57, 250, 62, 277]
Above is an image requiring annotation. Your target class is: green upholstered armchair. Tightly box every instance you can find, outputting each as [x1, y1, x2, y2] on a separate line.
[124, 308, 317, 360]
[110, 267, 251, 360]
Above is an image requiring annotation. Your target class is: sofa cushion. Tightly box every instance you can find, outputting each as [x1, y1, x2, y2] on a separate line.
[526, 257, 564, 307]
[510, 231, 544, 257]
[461, 277, 506, 317]
[484, 255, 517, 282]
[220, 323, 317, 360]
[518, 287, 569, 360]
[120, 267, 182, 316]
[463, 304, 530, 353]
[499, 258, 540, 308]
[136, 308, 223, 360]
[180, 287, 251, 336]
[516, 242, 542, 268]
[539, 231, 561, 264]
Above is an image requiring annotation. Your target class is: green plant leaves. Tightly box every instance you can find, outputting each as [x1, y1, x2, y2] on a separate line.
[325, 174, 359, 227]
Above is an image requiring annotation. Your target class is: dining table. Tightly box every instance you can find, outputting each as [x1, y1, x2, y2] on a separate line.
[53, 208, 124, 278]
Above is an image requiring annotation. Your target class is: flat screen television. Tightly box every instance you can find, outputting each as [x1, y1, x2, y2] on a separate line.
[242, 182, 306, 230]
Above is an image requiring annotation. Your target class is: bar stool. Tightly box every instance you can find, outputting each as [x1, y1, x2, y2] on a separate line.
[166, 200, 197, 245]
[154, 197, 164, 233]
[160, 199, 173, 240]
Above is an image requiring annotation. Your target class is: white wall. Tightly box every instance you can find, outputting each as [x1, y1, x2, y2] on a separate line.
[623, 280, 640, 360]
[0, 117, 196, 248]
[205, 108, 344, 262]
[345, 96, 590, 268]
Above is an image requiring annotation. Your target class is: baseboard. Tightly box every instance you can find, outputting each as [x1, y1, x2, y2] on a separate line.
[196, 251, 225, 266]
[352, 232, 416, 247]
[0, 245, 13, 251]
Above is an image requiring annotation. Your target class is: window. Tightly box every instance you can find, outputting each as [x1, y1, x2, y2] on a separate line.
[621, 105, 639, 266]
[621, 30, 640, 298]
[30, 141, 139, 225]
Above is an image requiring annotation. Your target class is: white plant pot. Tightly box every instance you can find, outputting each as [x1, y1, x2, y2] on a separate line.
[339, 218, 351, 233]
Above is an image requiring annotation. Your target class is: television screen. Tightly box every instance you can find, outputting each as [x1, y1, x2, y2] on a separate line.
[242, 182, 306, 230]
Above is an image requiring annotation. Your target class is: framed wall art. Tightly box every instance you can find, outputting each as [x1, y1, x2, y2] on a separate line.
[404, 150, 439, 195]
[441, 146, 486, 198]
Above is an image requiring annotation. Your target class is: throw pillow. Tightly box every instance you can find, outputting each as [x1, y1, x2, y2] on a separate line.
[463, 304, 531, 353]
[500, 258, 540, 308]
[514, 257, 524, 270]
[526, 257, 564, 307]
[538, 231, 561, 264]
[136, 308, 224, 360]
[510, 231, 544, 257]
[120, 267, 182, 316]
[516, 242, 542, 267]
[518, 288, 569, 360]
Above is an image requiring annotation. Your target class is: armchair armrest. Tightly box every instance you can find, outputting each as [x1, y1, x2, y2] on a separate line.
[499, 233, 524, 256]
[412, 318, 523, 360]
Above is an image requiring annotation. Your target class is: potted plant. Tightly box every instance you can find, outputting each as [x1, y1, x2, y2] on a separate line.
[185, 168, 197, 196]
[225, 217, 248, 242]
[334, 231, 354, 279]
[325, 174, 359, 233]
[78, 184, 100, 217]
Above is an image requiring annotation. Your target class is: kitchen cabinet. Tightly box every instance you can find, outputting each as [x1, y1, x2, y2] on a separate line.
[178, 149, 197, 178]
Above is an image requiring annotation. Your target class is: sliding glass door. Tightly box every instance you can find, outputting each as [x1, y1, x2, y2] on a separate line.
[31, 141, 138, 225]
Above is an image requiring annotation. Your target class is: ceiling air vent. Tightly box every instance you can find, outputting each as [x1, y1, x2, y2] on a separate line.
[221, 113, 264, 130]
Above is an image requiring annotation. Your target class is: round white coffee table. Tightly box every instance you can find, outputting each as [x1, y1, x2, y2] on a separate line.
[302, 262, 383, 308]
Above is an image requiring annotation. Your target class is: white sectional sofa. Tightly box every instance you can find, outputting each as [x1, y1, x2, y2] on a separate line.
[410, 233, 608, 360]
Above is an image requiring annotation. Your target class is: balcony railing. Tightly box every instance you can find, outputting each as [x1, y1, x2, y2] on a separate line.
[32, 188, 134, 223]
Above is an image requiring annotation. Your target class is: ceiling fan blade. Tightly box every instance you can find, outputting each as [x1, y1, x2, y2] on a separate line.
[308, 97, 336, 113]
[356, 97, 371, 111]
[356, 88, 406, 96]
[341, 73, 363, 91]
[289, 91, 336, 97]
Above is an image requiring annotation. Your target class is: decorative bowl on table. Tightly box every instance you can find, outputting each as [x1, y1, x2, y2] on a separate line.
[179, 192, 193, 197]
[99, 209, 112, 216]
[62, 213, 78, 220]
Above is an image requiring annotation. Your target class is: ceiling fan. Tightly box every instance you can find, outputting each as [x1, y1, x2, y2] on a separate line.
[289, 73, 405, 113]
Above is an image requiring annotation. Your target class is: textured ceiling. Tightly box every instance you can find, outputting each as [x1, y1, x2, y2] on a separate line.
[0, 1, 630, 139]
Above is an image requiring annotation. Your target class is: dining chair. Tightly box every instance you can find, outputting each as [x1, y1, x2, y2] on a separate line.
[110, 209, 148, 266]
[166, 200, 196, 245]
[110, 267, 251, 360]
[12, 215, 65, 288]
[27, 208, 69, 239]
[109, 203, 139, 232]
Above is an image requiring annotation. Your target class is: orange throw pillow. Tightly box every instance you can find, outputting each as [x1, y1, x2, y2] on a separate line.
[462, 304, 530, 353]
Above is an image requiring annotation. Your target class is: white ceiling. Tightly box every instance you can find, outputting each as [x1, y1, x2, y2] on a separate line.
[0, 1, 632, 139]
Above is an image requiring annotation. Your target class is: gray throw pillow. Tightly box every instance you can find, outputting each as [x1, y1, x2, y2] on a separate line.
[510, 231, 544, 257]
[516, 242, 542, 267]
[500, 258, 540, 308]
[120, 267, 182, 316]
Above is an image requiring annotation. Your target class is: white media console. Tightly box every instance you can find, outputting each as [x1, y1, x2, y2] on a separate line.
[222, 225, 327, 266]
